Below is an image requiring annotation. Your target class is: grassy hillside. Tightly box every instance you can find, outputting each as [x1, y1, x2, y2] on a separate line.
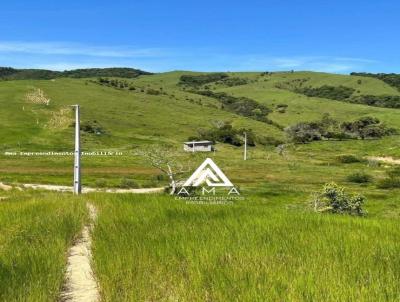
[1, 70, 400, 190]
[2, 70, 400, 301]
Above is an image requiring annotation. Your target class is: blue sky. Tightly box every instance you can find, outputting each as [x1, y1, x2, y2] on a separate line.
[0, 0, 399, 73]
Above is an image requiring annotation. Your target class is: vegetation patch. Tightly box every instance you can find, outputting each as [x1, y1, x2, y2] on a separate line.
[350, 94, 400, 109]
[312, 182, 366, 216]
[215, 77, 250, 87]
[119, 177, 140, 188]
[191, 90, 276, 125]
[377, 166, 400, 189]
[78, 120, 105, 135]
[346, 171, 373, 183]
[336, 154, 362, 164]
[351, 72, 400, 91]
[0, 67, 151, 80]
[285, 114, 395, 143]
[189, 121, 256, 146]
[295, 85, 355, 101]
[179, 73, 228, 86]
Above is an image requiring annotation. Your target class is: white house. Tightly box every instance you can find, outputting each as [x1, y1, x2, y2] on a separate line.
[183, 140, 214, 152]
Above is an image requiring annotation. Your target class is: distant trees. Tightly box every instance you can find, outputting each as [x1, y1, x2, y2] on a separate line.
[192, 90, 273, 124]
[285, 114, 395, 143]
[216, 77, 249, 87]
[179, 73, 228, 86]
[294, 85, 355, 101]
[351, 72, 400, 91]
[0, 67, 150, 80]
[189, 121, 255, 147]
[350, 95, 400, 109]
[341, 116, 396, 139]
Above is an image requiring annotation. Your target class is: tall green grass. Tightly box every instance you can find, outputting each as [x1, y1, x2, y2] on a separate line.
[0, 192, 87, 302]
[91, 193, 400, 302]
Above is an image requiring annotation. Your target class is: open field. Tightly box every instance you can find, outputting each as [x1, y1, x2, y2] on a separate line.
[80, 193, 400, 301]
[0, 192, 86, 302]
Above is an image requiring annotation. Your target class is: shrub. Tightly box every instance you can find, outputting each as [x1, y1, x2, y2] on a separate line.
[386, 166, 400, 178]
[146, 88, 161, 95]
[256, 136, 285, 146]
[191, 122, 255, 147]
[312, 183, 366, 216]
[179, 73, 228, 86]
[295, 85, 355, 101]
[191, 90, 272, 123]
[79, 120, 105, 134]
[336, 155, 361, 163]
[286, 115, 394, 144]
[376, 167, 400, 189]
[350, 95, 400, 109]
[346, 172, 373, 183]
[95, 178, 107, 188]
[285, 122, 322, 143]
[119, 178, 140, 189]
[376, 177, 400, 189]
[216, 77, 249, 87]
[341, 116, 396, 139]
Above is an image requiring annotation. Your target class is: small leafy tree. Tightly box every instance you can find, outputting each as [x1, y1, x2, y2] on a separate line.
[312, 183, 366, 216]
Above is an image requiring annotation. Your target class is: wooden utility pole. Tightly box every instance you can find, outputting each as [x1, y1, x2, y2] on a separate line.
[244, 132, 247, 161]
[72, 105, 81, 194]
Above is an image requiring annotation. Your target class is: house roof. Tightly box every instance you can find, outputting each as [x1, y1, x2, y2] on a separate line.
[183, 140, 213, 145]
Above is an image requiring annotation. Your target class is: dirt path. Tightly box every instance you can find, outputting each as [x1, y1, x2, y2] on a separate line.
[0, 182, 12, 191]
[61, 203, 99, 302]
[0, 182, 164, 193]
[368, 156, 400, 165]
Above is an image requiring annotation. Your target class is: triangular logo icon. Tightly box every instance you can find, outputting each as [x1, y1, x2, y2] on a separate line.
[183, 158, 233, 187]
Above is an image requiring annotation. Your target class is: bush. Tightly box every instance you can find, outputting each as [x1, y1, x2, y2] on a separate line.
[285, 122, 322, 143]
[79, 120, 105, 135]
[376, 167, 400, 189]
[119, 178, 140, 189]
[256, 136, 285, 146]
[336, 155, 361, 163]
[146, 88, 161, 95]
[346, 172, 373, 183]
[216, 77, 249, 87]
[191, 90, 272, 123]
[192, 122, 256, 147]
[286, 115, 394, 144]
[179, 73, 228, 86]
[95, 178, 107, 188]
[376, 177, 400, 189]
[295, 85, 355, 101]
[312, 183, 366, 216]
[386, 166, 400, 178]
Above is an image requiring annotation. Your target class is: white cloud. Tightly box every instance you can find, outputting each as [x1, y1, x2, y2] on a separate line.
[0, 41, 164, 58]
[237, 55, 378, 73]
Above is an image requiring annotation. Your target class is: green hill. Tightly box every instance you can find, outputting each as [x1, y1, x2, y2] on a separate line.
[0, 67, 151, 80]
[2, 69, 400, 193]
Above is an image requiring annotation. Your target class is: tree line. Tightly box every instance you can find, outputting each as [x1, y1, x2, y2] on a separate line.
[0, 67, 151, 80]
